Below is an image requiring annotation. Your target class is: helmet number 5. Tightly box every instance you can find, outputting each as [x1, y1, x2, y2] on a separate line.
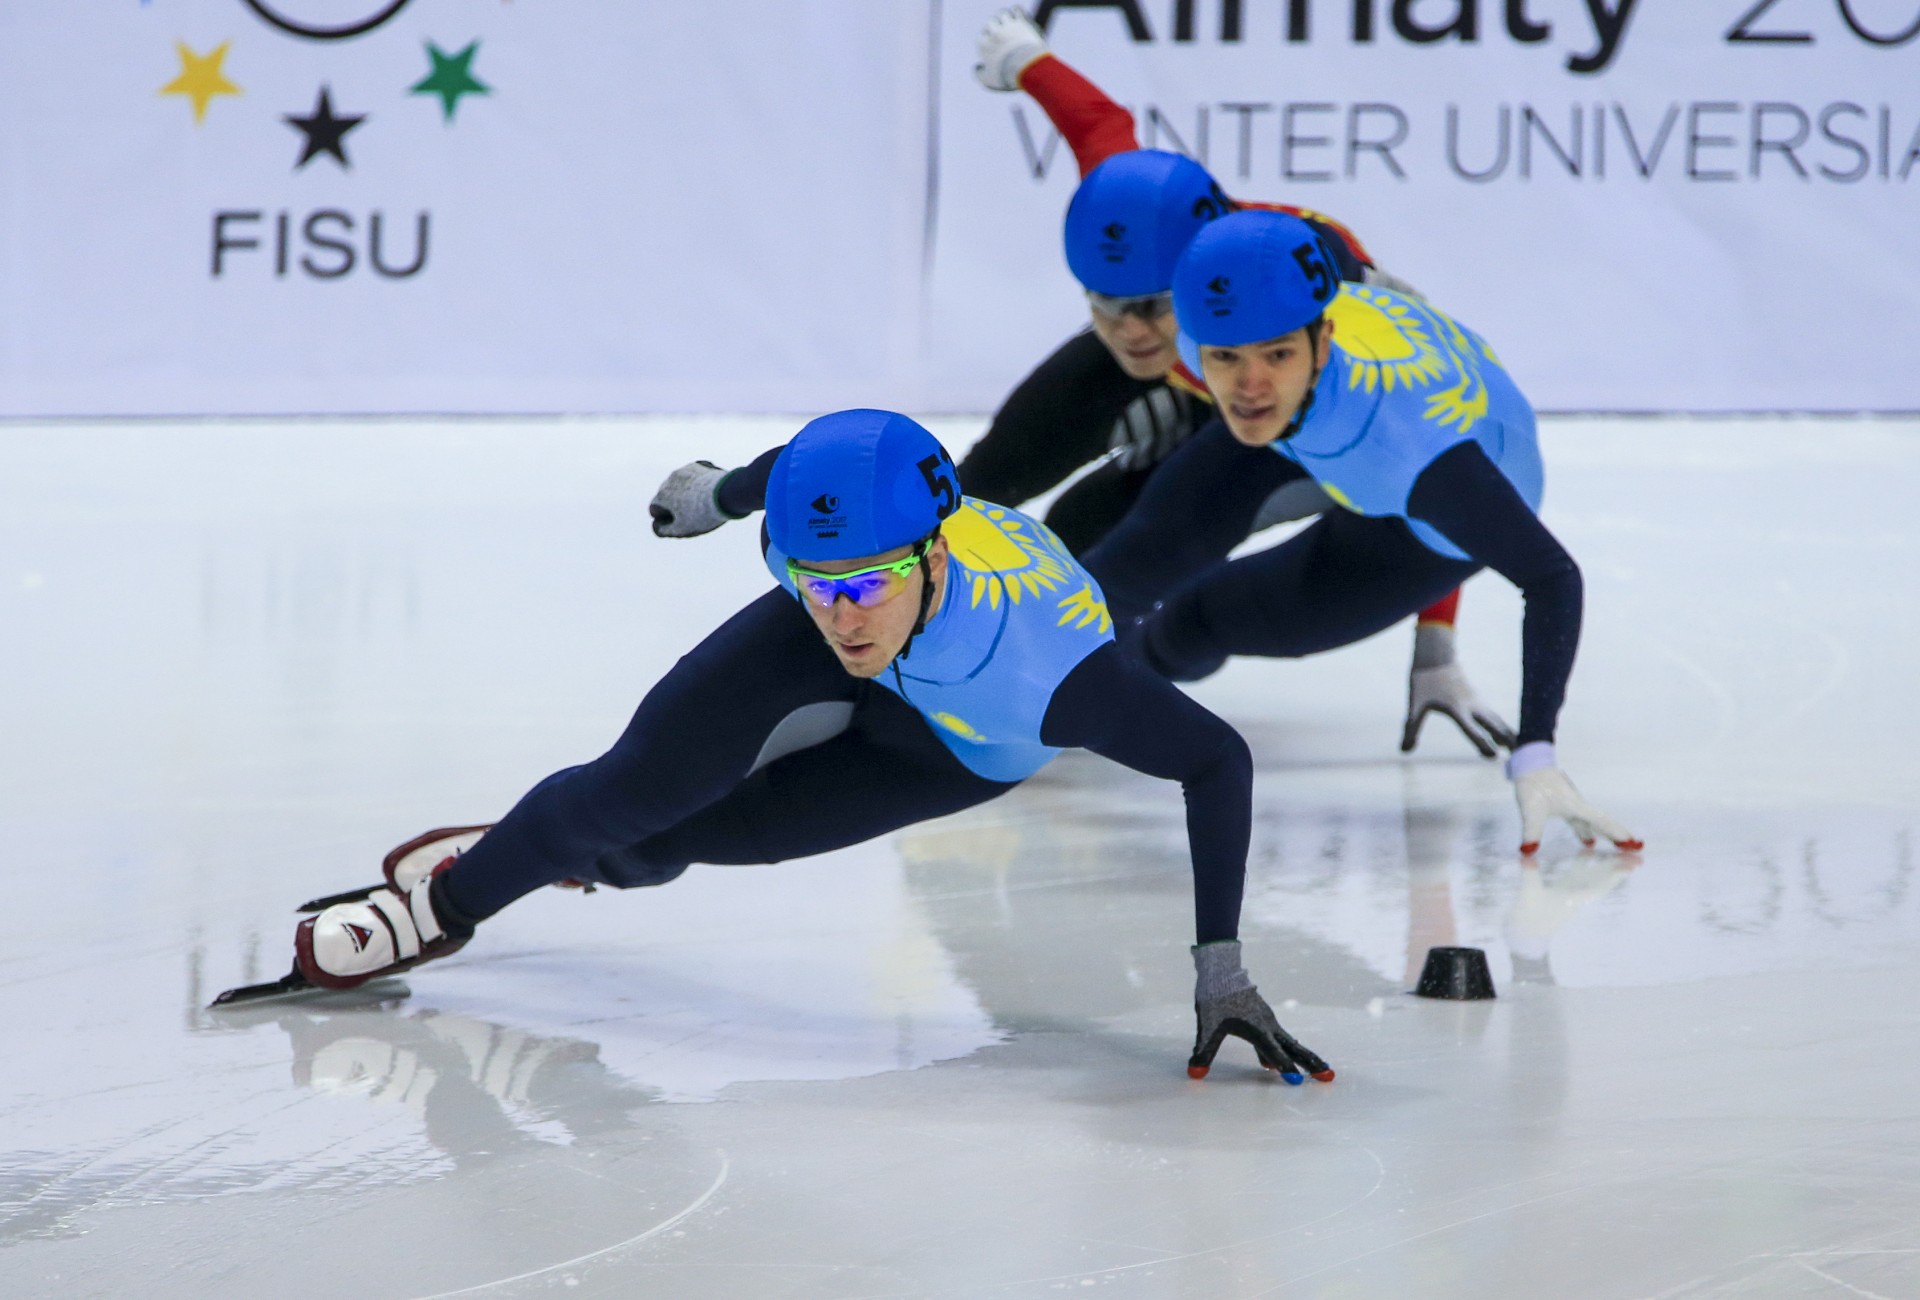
[1292, 242, 1333, 303]
[918, 453, 958, 519]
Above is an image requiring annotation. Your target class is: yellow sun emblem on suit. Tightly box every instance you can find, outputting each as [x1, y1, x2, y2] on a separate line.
[931, 712, 987, 742]
[1329, 286, 1446, 394]
[1329, 285, 1490, 434]
[941, 503, 1073, 611]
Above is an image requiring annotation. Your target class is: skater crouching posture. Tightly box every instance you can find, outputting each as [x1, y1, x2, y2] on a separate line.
[646, 9, 1514, 761]
[1081, 210, 1642, 856]
[285, 410, 1333, 1082]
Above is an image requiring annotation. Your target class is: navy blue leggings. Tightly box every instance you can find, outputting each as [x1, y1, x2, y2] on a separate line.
[1084, 422, 1578, 743]
[1139, 510, 1478, 681]
[438, 589, 1013, 922]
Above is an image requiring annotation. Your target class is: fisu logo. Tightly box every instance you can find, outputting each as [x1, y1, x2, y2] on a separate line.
[155, 0, 495, 281]
[239, 1, 415, 42]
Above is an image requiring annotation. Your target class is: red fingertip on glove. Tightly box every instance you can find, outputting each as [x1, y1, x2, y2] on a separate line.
[1187, 1065, 1209, 1079]
[1312, 1070, 1336, 1083]
[1616, 837, 1645, 851]
[1519, 840, 1540, 855]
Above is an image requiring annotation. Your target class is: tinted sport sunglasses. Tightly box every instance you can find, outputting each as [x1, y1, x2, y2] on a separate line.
[787, 548, 927, 610]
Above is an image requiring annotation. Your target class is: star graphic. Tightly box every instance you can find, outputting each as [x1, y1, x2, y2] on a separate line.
[159, 40, 242, 125]
[284, 86, 366, 170]
[410, 40, 489, 122]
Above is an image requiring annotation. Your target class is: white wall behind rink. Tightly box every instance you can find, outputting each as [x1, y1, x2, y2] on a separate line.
[1, 0, 1915, 418]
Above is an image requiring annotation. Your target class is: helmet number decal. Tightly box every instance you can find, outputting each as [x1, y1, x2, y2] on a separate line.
[1190, 181, 1234, 223]
[917, 452, 958, 519]
[1292, 241, 1334, 303]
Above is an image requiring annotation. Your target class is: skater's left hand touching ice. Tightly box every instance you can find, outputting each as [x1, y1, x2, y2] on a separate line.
[1508, 742, 1643, 856]
[649, 460, 738, 538]
[1186, 941, 1334, 1083]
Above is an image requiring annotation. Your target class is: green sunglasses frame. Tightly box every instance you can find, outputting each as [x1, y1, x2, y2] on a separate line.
[786, 549, 926, 607]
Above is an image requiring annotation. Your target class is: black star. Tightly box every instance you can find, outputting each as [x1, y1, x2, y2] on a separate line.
[284, 86, 366, 170]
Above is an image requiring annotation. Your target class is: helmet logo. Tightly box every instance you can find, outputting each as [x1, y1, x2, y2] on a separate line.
[1203, 274, 1235, 317]
[806, 491, 847, 540]
[1098, 220, 1130, 265]
[1103, 221, 1125, 240]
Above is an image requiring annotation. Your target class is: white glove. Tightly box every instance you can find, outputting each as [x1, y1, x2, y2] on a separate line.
[648, 460, 735, 538]
[975, 6, 1049, 92]
[1400, 623, 1515, 759]
[1508, 742, 1643, 856]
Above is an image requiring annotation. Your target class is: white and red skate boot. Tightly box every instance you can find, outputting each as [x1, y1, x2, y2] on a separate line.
[294, 864, 470, 991]
[383, 824, 492, 893]
[294, 824, 493, 916]
[382, 824, 596, 893]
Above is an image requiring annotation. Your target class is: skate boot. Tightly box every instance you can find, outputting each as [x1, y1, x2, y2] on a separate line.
[295, 824, 493, 915]
[385, 824, 595, 894]
[384, 824, 492, 892]
[295, 862, 470, 991]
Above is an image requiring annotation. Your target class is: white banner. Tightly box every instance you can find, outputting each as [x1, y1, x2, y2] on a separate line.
[926, 0, 1920, 412]
[0, 1, 933, 416]
[1, 2, 1915, 415]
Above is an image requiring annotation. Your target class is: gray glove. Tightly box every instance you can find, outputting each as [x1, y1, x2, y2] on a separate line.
[1107, 387, 1205, 470]
[648, 460, 736, 538]
[1401, 622, 1515, 758]
[1188, 941, 1334, 1084]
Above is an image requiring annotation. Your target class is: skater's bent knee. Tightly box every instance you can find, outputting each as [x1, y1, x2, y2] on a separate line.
[587, 846, 692, 890]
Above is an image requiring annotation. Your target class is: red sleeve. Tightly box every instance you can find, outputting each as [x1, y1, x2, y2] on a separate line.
[1016, 53, 1140, 178]
[1167, 360, 1213, 402]
[1417, 589, 1461, 627]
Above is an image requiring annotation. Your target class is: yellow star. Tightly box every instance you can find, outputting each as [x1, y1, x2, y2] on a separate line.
[160, 41, 241, 125]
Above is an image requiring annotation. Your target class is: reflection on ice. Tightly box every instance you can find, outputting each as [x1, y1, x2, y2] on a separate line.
[4, 418, 1920, 1297]
[1506, 856, 1634, 985]
[898, 746, 1916, 1007]
[276, 1003, 660, 1158]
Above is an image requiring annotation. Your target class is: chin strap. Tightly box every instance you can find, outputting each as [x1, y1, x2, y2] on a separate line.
[889, 534, 940, 694]
[1274, 317, 1330, 443]
[903, 537, 938, 648]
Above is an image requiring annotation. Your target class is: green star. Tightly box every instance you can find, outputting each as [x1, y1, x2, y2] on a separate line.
[410, 40, 488, 121]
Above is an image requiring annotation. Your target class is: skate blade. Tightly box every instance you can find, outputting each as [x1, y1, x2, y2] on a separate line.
[296, 884, 380, 913]
[207, 967, 411, 1010]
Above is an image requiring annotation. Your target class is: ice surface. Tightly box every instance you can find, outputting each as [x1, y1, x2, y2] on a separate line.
[0, 415, 1915, 1298]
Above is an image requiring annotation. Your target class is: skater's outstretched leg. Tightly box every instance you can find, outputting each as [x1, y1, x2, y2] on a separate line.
[591, 687, 1016, 886]
[434, 588, 861, 922]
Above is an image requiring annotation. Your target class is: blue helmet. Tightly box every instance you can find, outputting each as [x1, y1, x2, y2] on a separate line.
[765, 409, 958, 563]
[1172, 210, 1341, 360]
[1063, 150, 1232, 298]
